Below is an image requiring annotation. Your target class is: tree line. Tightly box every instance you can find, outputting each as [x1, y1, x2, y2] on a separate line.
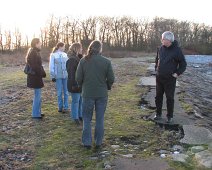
[1, 16, 212, 54]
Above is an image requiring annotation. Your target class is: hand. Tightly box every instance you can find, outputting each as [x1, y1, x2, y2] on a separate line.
[172, 73, 178, 78]
[52, 78, 56, 82]
[107, 81, 112, 90]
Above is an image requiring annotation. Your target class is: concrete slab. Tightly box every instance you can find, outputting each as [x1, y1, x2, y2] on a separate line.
[113, 157, 170, 170]
[172, 153, 189, 163]
[140, 76, 193, 127]
[138, 76, 180, 87]
[139, 63, 200, 128]
[195, 150, 212, 168]
[138, 76, 157, 86]
[143, 88, 184, 114]
[180, 125, 212, 145]
[147, 63, 156, 75]
[147, 63, 155, 71]
[148, 112, 192, 126]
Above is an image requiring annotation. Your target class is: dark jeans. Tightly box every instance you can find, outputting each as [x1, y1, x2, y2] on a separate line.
[155, 75, 176, 118]
[82, 97, 108, 146]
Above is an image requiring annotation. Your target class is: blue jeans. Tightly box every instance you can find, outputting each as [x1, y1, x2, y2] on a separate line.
[56, 78, 69, 111]
[70, 93, 82, 120]
[82, 97, 108, 146]
[32, 88, 41, 118]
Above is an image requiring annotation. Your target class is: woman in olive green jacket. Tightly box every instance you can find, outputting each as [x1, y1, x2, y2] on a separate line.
[76, 40, 115, 149]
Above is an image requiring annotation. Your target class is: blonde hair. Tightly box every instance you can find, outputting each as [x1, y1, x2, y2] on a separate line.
[25, 38, 40, 62]
[68, 43, 82, 57]
[85, 40, 102, 60]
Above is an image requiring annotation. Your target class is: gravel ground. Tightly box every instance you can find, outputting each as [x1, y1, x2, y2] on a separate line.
[179, 62, 212, 129]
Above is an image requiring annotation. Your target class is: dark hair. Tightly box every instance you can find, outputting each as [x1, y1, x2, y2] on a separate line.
[52, 42, 65, 53]
[25, 38, 40, 62]
[31, 38, 40, 48]
[85, 40, 102, 60]
[67, 42, 82, 57]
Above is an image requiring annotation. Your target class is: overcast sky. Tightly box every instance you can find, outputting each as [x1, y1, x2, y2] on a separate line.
[0, 0, 211, 37]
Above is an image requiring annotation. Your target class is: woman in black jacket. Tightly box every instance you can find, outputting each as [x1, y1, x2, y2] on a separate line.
[66, 43, 83, 125]
[26, 38, 46, 119]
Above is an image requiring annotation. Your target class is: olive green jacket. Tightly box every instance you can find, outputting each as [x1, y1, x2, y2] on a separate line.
[76, 55, 115, 98]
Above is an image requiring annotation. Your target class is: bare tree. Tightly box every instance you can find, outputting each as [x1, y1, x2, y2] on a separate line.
[4, 31, 12, 51]
[14, 28, 22, 50]
[0, 26, 3, 53]
[1, 16, 212, 54]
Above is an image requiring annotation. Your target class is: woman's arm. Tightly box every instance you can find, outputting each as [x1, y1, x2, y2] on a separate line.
[76, 60, 84, 86]
[106, 61, 115, 90]
[27, 50, 43, 76]
[49, 53, 55, 79]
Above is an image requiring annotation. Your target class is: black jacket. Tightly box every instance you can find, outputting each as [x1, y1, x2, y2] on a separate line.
[66, 54, 82, 93]
[155, 40, 187, 77]
[27, 48, 46, 89]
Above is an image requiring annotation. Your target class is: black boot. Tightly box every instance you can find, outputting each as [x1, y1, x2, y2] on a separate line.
[74, 119, 80, 126]
[83, 145, 91, 150]
[153, 114, 162, 121]
[79, 117, 83, 122]
[166, 118, 173, 124]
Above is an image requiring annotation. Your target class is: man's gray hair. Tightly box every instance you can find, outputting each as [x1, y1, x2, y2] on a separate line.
[162, 31, 175, 42]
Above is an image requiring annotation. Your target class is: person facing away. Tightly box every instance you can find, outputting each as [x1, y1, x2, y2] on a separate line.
[154, 31, 187, 123]
[76, 40, 115, 149]
[49, 42, 69, 113]
[66, 43, 83, 125]
[26, 38, 46, 119]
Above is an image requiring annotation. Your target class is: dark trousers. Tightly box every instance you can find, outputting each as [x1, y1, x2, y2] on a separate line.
[155, 75, 176, 118]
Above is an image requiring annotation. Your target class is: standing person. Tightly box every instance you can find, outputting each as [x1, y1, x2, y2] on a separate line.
[155, 31, 187, 123]
[76, 40, 115, 149]
[49, 42, 69, 113]
[66, 43, 83, 125]
[26, 38, 46, 119]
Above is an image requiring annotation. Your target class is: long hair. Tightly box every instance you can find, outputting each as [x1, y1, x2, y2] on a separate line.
[31, 38, 40, 48]
[25, 38, 40, 62]
[67, 43, 82, 57]
[85, 40, 102, 60]
[52, 42, 65, 53]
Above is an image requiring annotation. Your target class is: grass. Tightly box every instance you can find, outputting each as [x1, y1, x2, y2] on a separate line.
[178, 91, 193, 113]
[0, 68, 25, 89]
[29, 67, 149, 169]
[169, 156, 209, 170]
[0, 58, 208, 170]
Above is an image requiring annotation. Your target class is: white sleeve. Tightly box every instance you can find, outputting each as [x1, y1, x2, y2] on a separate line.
[49, 53, 55, 79]
[64, 53, 68, 62]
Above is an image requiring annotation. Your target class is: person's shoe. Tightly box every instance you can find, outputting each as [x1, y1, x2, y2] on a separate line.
[32, 117, 42, 120]
[41, 113, 45, 117]
[58, 110, 63, 113]
[95, 145, 102, 150]
[74, 119, 80, 126]
[62, 109, 69, 113]
[79, 117, 83, 122]
[167, 118, 173, 124]
[83, 145, 92, 150]
[153, 115, 162, 121]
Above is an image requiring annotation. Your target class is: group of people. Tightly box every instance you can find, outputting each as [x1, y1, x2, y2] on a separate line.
[25, 31, 187, 149]
[26, 39, 115, 149]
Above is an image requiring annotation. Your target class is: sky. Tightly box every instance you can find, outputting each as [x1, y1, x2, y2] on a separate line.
[0, 0, 212, 37]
